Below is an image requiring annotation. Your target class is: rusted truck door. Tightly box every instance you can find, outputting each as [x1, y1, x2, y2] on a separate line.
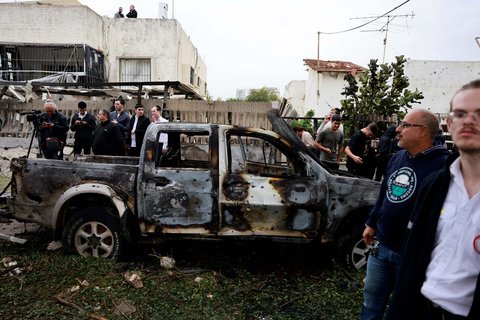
[138, 128, 215, 235]
[218, 130, 323, 238]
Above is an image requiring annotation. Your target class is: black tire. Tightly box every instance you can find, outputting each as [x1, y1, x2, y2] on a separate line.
[336, 223, 372, 270]
[62, 208, 125, 259]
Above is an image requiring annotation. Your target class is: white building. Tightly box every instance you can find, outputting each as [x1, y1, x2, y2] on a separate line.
[284, 59, 365, 117]
[0, 1, 207, 98]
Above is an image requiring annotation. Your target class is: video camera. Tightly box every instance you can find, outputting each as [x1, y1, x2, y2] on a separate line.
[19, 110, 42, 129]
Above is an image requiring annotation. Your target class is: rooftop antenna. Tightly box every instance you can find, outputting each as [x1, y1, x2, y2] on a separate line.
[351, 12, 415, 63]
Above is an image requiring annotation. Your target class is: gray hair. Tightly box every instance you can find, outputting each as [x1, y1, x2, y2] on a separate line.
[414, 109, 440, 142]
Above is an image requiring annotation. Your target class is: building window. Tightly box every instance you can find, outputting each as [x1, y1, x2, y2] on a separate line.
[119, 58, 151, 82]
[190, 67, 195, 85]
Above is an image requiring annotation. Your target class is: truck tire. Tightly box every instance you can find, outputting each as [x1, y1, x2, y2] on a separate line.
[336, 223, 371, 270]
[62, 209, 124, 259]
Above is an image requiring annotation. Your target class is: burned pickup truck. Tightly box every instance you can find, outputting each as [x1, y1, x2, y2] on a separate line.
[2, 109, 380, 269]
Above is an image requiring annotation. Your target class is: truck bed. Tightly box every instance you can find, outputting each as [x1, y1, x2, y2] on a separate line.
[8, 156, 138, 225]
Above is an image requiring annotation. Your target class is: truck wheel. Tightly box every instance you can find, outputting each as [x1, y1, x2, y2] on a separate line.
[336, 224, 371, 270]
[62, 209, 124, 259]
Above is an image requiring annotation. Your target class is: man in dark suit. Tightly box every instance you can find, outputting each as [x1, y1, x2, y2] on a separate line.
[126, 105, 150, 156]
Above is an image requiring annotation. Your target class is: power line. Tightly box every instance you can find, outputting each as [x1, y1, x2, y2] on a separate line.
[318, 0, 410, 35]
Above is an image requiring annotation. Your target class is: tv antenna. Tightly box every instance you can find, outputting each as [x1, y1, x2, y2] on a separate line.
[351, 12, 415, 63]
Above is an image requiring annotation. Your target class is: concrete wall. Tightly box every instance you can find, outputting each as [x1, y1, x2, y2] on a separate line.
[405, 59, 480, 114]
[285, 70, 353, 117]
[283, 80, 305, 115]
[0, 3, 104, 49]
[0, 3, 207, 97]
[104, 18, 178, 82]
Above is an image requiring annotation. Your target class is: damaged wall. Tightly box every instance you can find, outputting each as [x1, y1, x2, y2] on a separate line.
[404, 59, 480, 114]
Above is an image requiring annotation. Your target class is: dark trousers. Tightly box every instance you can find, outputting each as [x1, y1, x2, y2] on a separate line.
[73, 138, 92, 155]
[128, 146, 141, 157]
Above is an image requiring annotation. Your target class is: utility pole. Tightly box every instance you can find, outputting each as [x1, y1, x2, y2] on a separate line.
[351, 12, 415, 63]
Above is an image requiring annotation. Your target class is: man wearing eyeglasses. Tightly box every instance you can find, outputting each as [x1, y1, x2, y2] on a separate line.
[386, 80, 480, 320]
[361, 108, 450, 320]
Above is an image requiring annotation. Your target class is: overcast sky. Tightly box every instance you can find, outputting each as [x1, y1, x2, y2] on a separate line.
[7, 0, 480, 99]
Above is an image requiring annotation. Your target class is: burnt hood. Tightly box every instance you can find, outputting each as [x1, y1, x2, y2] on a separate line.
[267, 108, 314, 155]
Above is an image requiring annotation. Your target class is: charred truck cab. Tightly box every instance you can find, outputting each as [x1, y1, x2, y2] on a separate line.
[3, 109, 380, 269]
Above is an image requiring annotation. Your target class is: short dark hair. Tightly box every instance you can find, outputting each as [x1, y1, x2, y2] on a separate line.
[331, 114, 342, 122]
[78, 101, 87, 109]
[367, 123, 378, 135]
[135, 104, 144, 109]
[293, 126, 305, 132]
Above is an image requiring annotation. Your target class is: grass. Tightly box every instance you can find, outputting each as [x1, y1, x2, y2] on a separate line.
[0, 226, 366, 320]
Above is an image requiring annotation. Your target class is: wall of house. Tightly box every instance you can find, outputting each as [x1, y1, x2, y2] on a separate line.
[104, 18, 178, 82]
[404, 59, 480, 114]
[290, 69, 351, 117]
[0, 3, 104, 49]
[177, 23, 208, 96]
[283, 80, 306, 116]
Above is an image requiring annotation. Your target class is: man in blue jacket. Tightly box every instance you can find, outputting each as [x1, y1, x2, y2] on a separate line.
[361, 109, 450, 320]
[386, 80, 480, 320]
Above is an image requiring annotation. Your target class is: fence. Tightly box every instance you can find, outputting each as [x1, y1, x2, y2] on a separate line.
[0, 99, 273, 139]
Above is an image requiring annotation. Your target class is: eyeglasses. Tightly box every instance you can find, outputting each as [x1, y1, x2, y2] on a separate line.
[399, 121, 424, 128]
[448, 110, 480, 122]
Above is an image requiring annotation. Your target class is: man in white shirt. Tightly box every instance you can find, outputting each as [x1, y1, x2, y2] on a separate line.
[150, 105, 169, 155]
[386, 79, 480, 320]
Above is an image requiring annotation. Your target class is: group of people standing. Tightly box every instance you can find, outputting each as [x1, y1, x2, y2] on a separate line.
[38, 98, 166, 159]
[114, 4, 137, 18]
[295, 107, 402, 181]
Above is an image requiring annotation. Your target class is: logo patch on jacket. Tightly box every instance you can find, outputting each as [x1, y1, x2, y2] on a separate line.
[386, 167, 417, 203]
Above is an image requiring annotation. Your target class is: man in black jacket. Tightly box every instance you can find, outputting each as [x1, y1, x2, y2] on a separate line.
[39, 100, 69, 159]
[70, 101, 96, 155]
[386, 80, 480, 320]
[92, 109, 124, 156]
[126, 105, 150, 156]
[126, 4, 137, 18]
[110, 98, 130, 155]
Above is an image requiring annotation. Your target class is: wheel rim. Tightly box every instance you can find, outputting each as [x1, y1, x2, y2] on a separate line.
[351, 239, 372, 270]
[74, 221, 115, 258]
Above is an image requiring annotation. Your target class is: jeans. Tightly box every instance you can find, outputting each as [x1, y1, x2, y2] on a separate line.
[361, 242, 402, 320]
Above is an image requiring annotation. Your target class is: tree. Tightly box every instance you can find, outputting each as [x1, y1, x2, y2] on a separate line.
[290, 109, 316, 133]
[340, 55, 424, 136]
[246, 87, 279, 102]
[226, 97, 243, 102]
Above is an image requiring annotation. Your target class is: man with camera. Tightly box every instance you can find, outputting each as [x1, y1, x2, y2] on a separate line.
[39, 100, 69, 159]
